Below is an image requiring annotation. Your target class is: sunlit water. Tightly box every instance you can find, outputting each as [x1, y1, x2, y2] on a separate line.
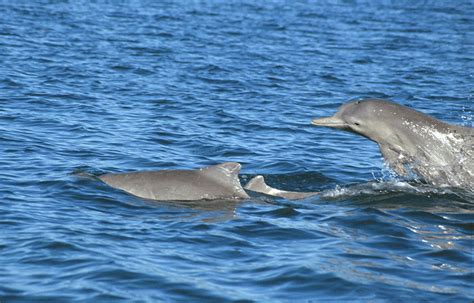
[1, 1, 473, 302]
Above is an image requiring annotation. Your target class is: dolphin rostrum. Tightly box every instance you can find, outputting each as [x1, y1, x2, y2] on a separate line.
[99, 162, 250, 201]
[312, 99, 473, 190]
[244, 175, 319, 199]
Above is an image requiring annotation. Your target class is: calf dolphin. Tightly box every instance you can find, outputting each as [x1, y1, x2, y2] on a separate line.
[245, 175, 319, 199]
[99, 162, 249, 201]
[312, 99, 473, 190]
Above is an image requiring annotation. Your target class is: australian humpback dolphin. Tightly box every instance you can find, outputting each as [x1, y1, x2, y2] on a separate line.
[312, 99, 473, 190]
[99, 163, 320, 201]
[99, 162, 249, 201]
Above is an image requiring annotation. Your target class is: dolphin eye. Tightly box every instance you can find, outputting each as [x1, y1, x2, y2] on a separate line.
[354, 122, 360, 126]
[355, 101, 360, 105]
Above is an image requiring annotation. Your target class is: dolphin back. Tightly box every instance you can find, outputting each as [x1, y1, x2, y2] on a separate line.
[99, 162, 249, 201]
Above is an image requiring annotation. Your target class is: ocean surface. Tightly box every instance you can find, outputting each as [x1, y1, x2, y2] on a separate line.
[1, 1, 473, 302]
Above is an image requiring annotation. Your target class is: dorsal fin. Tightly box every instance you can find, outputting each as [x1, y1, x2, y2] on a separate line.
[244, 175, 269, 192]
[205, 162, 242, 176]
[202, 162, 249, 199]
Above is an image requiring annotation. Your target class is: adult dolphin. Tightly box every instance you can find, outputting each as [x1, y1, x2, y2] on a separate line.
[99, 162, 249, 201]
[312, 99, 473, 190]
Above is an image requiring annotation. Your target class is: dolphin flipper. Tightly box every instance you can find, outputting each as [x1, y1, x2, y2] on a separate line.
[245, 175, 319, 200]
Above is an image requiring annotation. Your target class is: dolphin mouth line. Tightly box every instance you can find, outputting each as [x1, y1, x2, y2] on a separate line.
[311, 120, 348, 127]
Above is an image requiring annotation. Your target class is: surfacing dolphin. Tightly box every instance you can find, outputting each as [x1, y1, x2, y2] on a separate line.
[312, 99, 473, 190]
[99, 163, 318, 201]
[99, 162, 249, 201]
[244, 175, 319, 199]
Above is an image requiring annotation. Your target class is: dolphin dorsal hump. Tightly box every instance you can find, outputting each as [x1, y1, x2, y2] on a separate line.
[204, 162, 242, 176]
[244, 175, 270, 192]
[200, 162, 249, 199]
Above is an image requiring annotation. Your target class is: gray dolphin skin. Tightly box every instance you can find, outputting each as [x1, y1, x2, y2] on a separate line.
[312, 99, 474, 190]
[245, 175, 319, 199]
[99, 162, 250, 201]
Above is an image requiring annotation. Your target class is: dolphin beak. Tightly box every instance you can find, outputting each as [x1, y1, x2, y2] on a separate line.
[311, 116, 347, 128]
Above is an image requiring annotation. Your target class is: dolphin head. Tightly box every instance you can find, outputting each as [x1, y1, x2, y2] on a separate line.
[311, 99, 474, 188]
[311, 99, 407, 142]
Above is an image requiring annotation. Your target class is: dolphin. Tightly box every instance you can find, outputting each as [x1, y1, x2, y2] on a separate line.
[99, 162, 321, 201]
[244, 175, 319, 199]
[99, 162, 250, 201]
[312, 99, 473, 190]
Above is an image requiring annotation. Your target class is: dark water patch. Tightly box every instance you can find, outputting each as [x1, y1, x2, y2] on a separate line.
[227, 220, 321, 241]
[418, 249, 472, 264]
[255, 206, 301, 218]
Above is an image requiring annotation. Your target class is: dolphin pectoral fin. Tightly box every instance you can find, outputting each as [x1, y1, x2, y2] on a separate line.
[245, 175, 319, 200]
[311, 116, 347, 128]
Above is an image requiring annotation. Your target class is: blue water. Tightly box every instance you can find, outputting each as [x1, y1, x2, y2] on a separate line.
[1, 1, 473, 302]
